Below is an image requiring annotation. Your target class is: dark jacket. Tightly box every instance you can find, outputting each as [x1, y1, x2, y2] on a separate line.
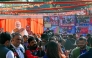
[64, 39, 76, 50]
[8, 45, 24, 58]
[0, 45, 9, 58]
[36, 50, 45, 57]
[87, 37, 92, 46]
[78, 48, 92, 58]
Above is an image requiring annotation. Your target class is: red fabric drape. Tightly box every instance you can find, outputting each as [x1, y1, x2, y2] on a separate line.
[0, 19, 2, 28]
[0, 19, 6, 31]
[26, 18, 31, 26]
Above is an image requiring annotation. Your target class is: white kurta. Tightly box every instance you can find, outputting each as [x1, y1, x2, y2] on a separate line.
[12, 29, 28, 36]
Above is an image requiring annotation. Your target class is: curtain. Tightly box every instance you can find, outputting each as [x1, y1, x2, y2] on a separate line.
[37, 18, 43, 34]
[30, 18, 43, 34]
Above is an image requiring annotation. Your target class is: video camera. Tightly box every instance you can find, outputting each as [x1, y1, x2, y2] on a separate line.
[41, 30, 54, 42]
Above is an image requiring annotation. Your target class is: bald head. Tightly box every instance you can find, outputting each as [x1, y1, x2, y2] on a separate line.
[26, 25, 30, 31]
[15, 21, 21, 29]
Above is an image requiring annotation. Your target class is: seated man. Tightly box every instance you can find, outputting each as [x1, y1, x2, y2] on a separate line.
[26, 25, 33, 36]
[12, 21, 28, 36]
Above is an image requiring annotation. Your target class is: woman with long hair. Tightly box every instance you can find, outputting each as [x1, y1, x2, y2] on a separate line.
[44, 41, 66, 58]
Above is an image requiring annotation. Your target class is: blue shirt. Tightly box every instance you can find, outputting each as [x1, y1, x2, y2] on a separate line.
[79, 48, 92, 58]
[43, 55, 48, 58]
[80, 49, 87, 54]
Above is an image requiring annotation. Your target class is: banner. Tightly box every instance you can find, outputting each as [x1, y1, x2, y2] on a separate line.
[59, 26, 75, 34]
[90, 17, 92, 25]
[43, 15, 91, 36]
[59, 15, 75, 26]
[43, 16, 59, 26]
[88, 25, 92, 34]
[44, 26, 59, 34]
[50, 16, 59, 26]
[76, 26, 88, 36]
[76, 16, 90, 26]
[43, 16, 50, 24]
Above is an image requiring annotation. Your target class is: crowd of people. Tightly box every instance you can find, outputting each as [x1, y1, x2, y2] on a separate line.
[0, 21, 92, 58]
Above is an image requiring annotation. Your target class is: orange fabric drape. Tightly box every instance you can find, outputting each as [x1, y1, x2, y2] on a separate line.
[1, 18, 43, 34]
[37, 18, 43, 34]
[30, 18, 43, 34]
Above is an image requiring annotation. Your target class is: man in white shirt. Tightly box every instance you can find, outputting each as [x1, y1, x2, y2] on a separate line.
[12, 21, 28, 36]
[0, 32, 14, 58]
[9, 32, 25, 58]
